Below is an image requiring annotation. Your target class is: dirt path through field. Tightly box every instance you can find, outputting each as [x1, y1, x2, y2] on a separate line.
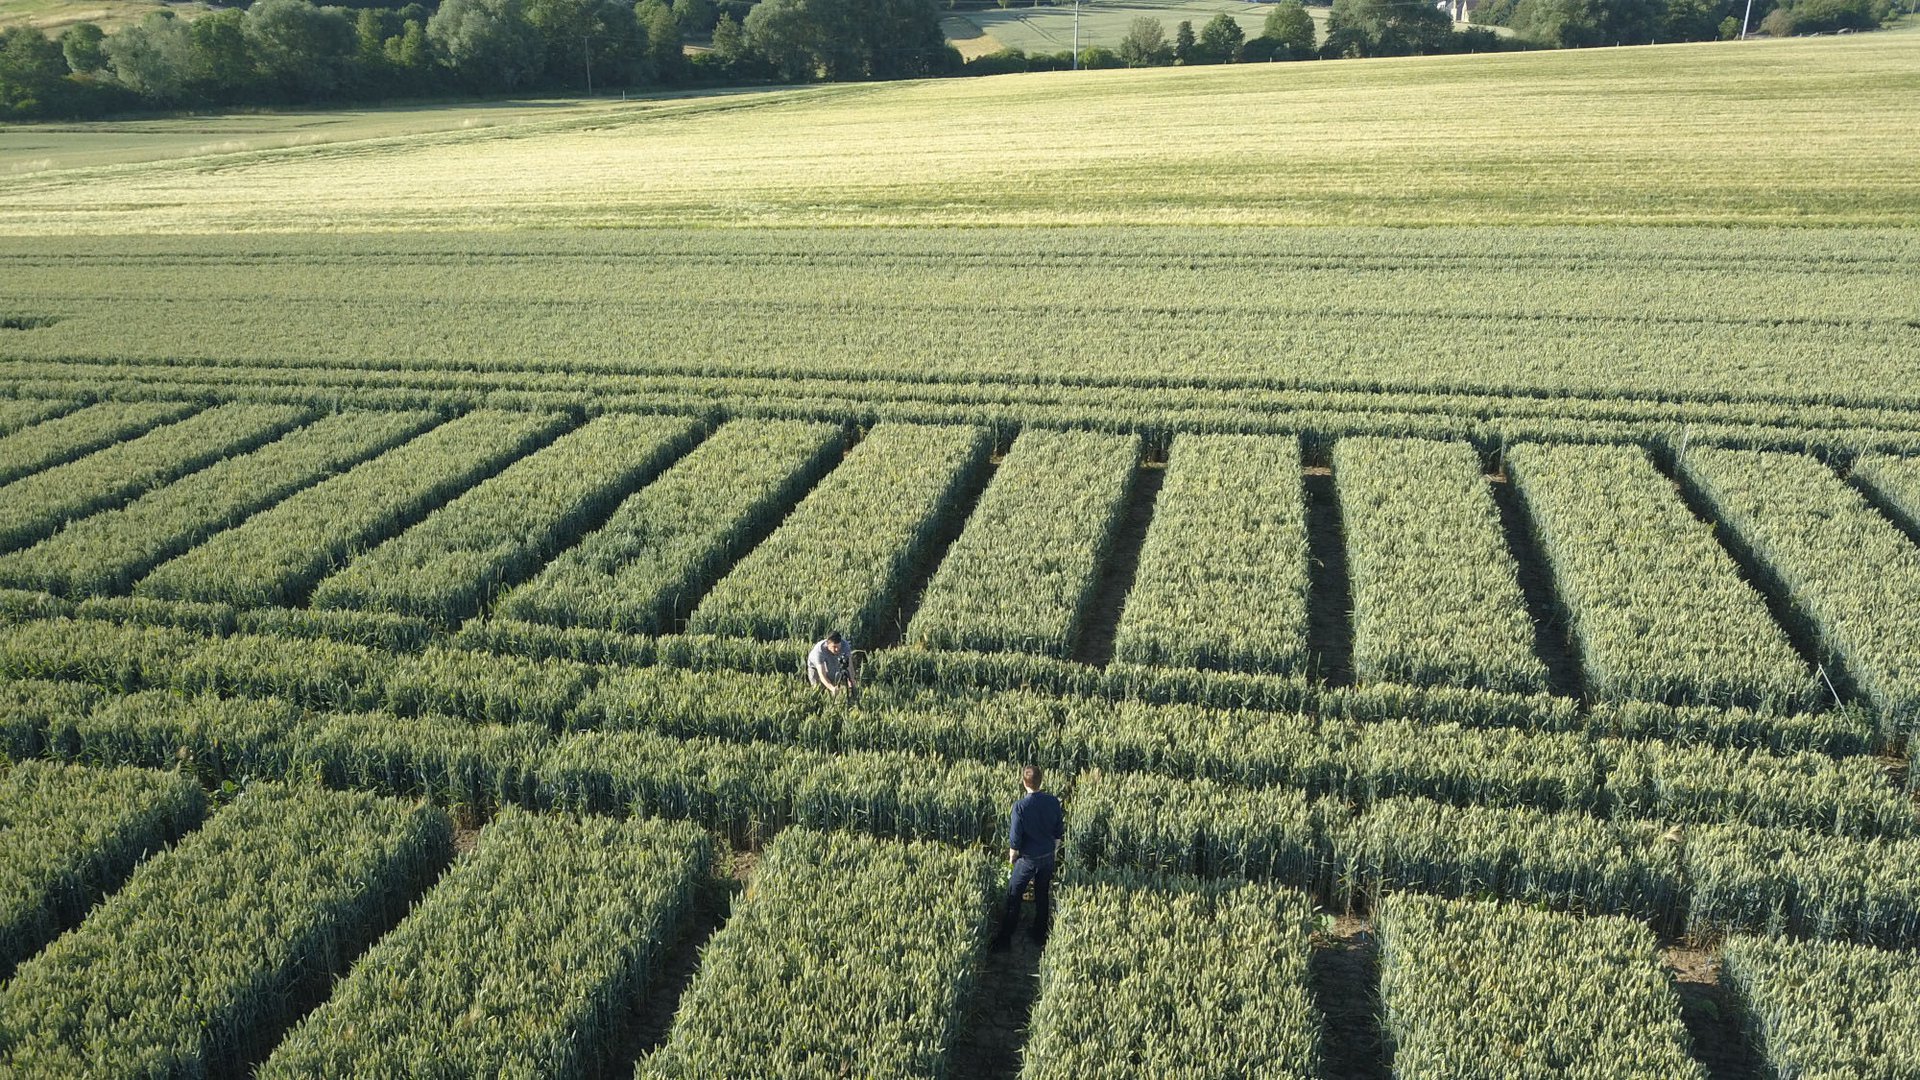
[1665, 946, 1760, 1080]
[1486, 468, 1585, 699]
[1072, 460, 1163, 667]
[1310, 916, 1389, 1079]
[614, 849, 756, 1077]
[1303, 463, 1355, 687]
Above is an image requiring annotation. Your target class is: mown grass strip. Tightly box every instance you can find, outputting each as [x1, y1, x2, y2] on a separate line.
[0, 403, 310, 553]
[641, 827, 993, 1079]
[1377, 895, 1705, 1080]
[0, 410, 436, 597]
[1680, 446, 1920, 735]
[687, 422, 992, 645]
[1721, 935, 1920, 1078]
[1022, 871, 1322, 1080]
[1336, 436, 1547, 694]
[260, 808, 709, 1080]
[0, 783, 450, 1077]
[501, 418, 843, 634]
[137, 408, 567, 607]
[311, 413, 701, 622]
[0, 761, 205, 977]
[1507, 442, 1812, 709]
[0, 400, 198, 487]
[908, 429, 1138, 658]
[1115, 433, 1310, 675]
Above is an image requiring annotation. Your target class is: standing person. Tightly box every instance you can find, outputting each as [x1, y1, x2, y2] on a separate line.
[805, 630, 855, 697]
[991, 764, 1064, 952]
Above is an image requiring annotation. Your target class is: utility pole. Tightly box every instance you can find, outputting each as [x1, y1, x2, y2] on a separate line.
[1075, 0, 1090, 68]
[583, 34, 594, 93]
[1739, 0, 1753, 37]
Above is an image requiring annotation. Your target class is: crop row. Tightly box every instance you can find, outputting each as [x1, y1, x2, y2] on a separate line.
[4, 396, 1913, 729]
[16, 355, 1920, 459]
[261, 808, 710, 1079]
[1679, 446, 1920, 739]
[0, 782, 450, 1077]
[1073, 770, 1920, 947]
[0, 403, 310, 553]
[686, 422, 993, 646]
[642, 827, 993, 1079]
[1721, 934, 1920, 1078]
[1507, 442, 1814, 709]
[909, 429, 1138, 658]
[137, 408, 567, 608]
[495, 615, 1867, 755]
[1855, 451, 1920, 541]
[1377, 894, 1705, 1079]
[1336, 436, 1547, 694]
[1020, 871, 1321, 1080]
[0, 410, 436, 597]
[0, 397, 76, 438]
[1114, 433, 1310, 674]
[0, 614, 1896, 829]
[0, 760, 205, 977]
[16, 683, 1919, 947]
[501, 418, 844, 634]
[1, 608, 1900, 838]
[311, 413, 700, 622]
[0, 399, 196, 487]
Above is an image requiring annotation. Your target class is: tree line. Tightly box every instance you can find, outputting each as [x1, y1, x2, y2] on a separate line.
[0, 0, 953, 117]
[0, 0, 1908, 119]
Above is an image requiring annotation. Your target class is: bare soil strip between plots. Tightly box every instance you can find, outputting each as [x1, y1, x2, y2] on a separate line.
[613, 847, 757, 1078]
[1071, 460, 1164, 669]
[948, 910, 1044, 1080]
[1654, 449, 1857, 710]
[1666, 945, 1761, 1080]
[1309, 916, 1389, 1080]
[1485, 466, 1586, 702]
[865, 449, 1001, 653]
[1303, 460, 1354, 689]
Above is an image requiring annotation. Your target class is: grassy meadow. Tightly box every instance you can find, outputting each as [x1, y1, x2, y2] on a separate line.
[1, 31, 1917, 232]
[943, 0, 1334, 58]
[0, 0, 226, 32]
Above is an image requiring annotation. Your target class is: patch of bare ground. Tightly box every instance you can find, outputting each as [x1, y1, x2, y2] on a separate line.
[1303, 462, 1354, 688]
[1071, 459, 1164, 668]
[1486, 468, 1586, 701]
[1664, 945, 1759, 1080]
[948, 917, 1043, 1079]
[612, 845, 757, 1078]
[1310, 915, 1388, 1080]
[866, 450, 1000, 652]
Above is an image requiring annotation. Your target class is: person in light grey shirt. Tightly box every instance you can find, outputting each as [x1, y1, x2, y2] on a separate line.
[806, 630, 854, 696]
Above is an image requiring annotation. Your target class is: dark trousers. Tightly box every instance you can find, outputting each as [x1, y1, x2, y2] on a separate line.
[996, 854, 1055, 943]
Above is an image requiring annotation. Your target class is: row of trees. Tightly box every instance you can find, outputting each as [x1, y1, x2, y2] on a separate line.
[967, 0, 1502, 74]
[0, 0, 956, 116]
[1471, 0, 1902, 45]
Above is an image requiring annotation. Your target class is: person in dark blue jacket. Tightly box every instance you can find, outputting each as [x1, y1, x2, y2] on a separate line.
[991, 764, 1064, 952]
